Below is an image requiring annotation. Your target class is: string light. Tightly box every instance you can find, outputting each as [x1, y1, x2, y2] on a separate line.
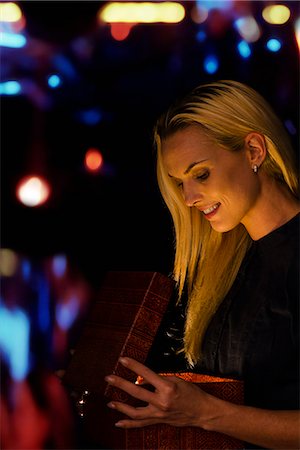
[295, 17, 300, 52]
[99, 2, 185, 24]
[48, 74, 61, 88]
[0, 248, 18, 277]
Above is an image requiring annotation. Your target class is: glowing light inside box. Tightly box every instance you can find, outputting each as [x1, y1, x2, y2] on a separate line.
[0, 2, 22, 22]
[0, 31, 26, 47]
[99, 2, 185, 23]
[0, 304, 30, 381]
[237, 40, 251, 58]
[0, 80, 21, 95]
[262, 5, 290, 25]
[16, 176, 51, 207]
[266, 38, 282, 52]
[234, 16, 260, 43]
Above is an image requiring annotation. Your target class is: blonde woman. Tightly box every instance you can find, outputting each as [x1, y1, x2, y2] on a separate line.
[105, 81, 300, 449]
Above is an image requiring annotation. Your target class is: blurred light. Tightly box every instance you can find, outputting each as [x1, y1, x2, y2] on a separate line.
[237, 40, 251, 58]
[0, 305, 30, 381]
[52, 254, 67, 278]
[203, 55, 219, 74]
[37, 274, 50, 332]
[196, 30, 207, 42]
[56, 296, 79, 331]
[196, 0, 232, 11]
[16, 175, 51, 207]
[0, 31, 26, 47]
[295, 17, 300, 52]
[78, 108, 103, 125]
[234, 16, 261, 43]
[0, 2, 22, 22]
[99, 2, 185, 23]
[191, 6, 208, 24]
[0, 80, 21, 95]
[266, 38, 281, 52]
[0, 249, 18, 277]
[262, 4, 290, 25]
[111, 23, 133, 40]
[21, 259, 31, 281]
[47, 74, 61, 88]
[84, 148, 103, 172]
[285, 119, 297, 135]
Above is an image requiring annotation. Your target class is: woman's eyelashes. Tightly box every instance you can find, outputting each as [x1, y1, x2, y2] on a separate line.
[195, 170, 209, 181]
[175, 171, 209, 188]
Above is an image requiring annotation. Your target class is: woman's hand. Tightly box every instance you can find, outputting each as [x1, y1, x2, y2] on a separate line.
[105, 357, 212, 429]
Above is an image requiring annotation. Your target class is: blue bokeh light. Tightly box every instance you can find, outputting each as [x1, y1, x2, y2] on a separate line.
[237, 40, 251, 58]
[0, 81, 21, 95]
[48, 74, 61, 88]
[266, 38, 281, 52]
[0, 32, 27, 48]
[203, 55, 219, 74]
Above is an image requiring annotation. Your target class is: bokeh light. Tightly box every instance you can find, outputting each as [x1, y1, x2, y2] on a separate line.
[234, 16, 261, 43]
[99, 2, 185, 24]
[0, 2, 22, 22]
[237, 40, 251, 58]
[203, 55, 219, 74]
[262, 5, 290, 25]
[0, 248, 19, 277]
[0, 31, 26, 47]
[84, 148, 103, 172]
[16, 175, 51, 207]
[0, 80, 21, 95]
[48, 74, 61, 88]
[266, 38, 282, 52]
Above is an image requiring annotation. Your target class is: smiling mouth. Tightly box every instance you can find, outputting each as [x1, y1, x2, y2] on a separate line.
[202, 203, 221, 215]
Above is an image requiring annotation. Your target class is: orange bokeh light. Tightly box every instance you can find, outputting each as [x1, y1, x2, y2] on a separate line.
[84, 148, 103, 172]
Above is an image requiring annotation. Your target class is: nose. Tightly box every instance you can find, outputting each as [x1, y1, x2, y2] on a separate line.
[182, 181, 203, 207]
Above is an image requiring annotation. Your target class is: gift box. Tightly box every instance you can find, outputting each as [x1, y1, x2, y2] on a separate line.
[63, 271, 244, 449]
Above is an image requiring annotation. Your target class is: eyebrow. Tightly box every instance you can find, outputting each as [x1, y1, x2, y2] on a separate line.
[168, 159, 209, 178]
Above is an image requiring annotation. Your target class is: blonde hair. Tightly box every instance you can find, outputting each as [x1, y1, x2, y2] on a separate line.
[154, 80, 299, 366]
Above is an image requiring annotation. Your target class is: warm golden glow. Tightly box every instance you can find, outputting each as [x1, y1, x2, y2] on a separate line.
[99, 2, 185, 23]
[262, 4, 290, 25]
[0, 2, 22, 22]
[295, 17, 300, 52]
[0, 249, 18, 277]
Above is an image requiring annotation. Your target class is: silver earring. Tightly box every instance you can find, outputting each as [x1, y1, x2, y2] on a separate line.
[252, 164, 258, 173]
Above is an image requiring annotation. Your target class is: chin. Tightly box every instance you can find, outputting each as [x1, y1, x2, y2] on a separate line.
[209, 220, 238, 233]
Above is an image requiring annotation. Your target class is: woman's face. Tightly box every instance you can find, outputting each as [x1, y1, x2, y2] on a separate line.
[161, 125, 261, 233]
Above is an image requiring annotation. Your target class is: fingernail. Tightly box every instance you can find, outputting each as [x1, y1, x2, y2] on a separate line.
[107, 402, 116, 409]
[119, 357, 128, 366]
[115, 422, 124, 427]
[105, 376, 114, 383]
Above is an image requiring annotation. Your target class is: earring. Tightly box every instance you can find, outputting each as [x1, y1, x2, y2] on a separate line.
[252, 164, 258, 173]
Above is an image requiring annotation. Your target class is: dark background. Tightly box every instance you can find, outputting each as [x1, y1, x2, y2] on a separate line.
[1, 1, 299, 287]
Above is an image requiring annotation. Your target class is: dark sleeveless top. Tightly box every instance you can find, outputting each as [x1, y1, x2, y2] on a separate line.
[148, 214, 299, 419]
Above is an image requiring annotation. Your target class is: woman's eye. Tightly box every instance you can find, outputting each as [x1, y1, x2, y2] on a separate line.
[196, 171, 209, 181]
[176, 182, 183, 189]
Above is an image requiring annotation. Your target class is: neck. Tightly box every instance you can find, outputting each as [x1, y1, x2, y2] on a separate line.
[242, 177, 300, 241]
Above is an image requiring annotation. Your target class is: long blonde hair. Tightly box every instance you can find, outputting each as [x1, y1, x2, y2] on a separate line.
[154, 80, 299, 366]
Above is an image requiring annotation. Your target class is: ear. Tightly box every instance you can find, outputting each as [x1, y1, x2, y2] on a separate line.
[244, 132, 267, 168]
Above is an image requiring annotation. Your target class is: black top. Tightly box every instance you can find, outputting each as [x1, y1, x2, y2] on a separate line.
[148, 213, 299, 432]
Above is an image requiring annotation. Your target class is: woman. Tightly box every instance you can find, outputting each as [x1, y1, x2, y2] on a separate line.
[105, 81, 300, 449]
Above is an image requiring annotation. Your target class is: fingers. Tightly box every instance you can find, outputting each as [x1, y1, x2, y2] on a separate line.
[118, 357, 167, 391]
[105, 375, 155, 404]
